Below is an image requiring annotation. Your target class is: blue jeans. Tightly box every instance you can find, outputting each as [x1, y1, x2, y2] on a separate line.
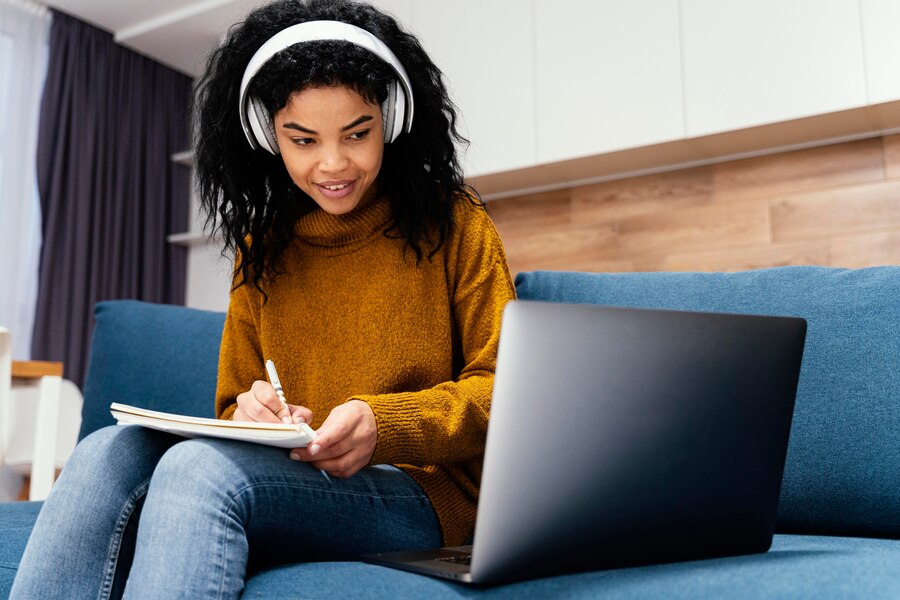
[10, 425, 442, 599]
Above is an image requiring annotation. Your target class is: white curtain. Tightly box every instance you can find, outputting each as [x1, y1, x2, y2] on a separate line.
[0, 0, 50, 359]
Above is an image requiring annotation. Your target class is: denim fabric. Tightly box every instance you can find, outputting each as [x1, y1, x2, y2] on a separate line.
[79, 301, 227, 440]
[514, 266, 900, 538]
[9, 426, 441, 600]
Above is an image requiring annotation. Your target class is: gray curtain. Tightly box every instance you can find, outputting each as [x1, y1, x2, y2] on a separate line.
[32, 10, 193, 387]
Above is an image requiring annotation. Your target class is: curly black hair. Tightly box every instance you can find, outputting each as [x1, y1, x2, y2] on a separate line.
[192, 0, 477, 294]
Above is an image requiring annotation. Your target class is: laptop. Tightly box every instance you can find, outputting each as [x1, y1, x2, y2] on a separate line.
[364, 300, 807, 585]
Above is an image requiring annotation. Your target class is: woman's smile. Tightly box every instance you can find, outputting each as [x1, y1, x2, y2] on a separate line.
[274, 86, 384, 215]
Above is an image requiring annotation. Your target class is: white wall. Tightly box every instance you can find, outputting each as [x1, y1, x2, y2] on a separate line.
[390, 0, 900, 177]
[178, 0, 900, 310]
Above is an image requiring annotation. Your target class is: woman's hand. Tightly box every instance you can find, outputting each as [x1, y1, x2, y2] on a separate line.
[233, 380, 313, 425]
[290, 399, 377, 479]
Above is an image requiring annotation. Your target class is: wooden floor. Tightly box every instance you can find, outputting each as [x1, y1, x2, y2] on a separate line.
[486, 134, 900, 277]
[16, 480, 29, 502]
[13, 472, 61, 502]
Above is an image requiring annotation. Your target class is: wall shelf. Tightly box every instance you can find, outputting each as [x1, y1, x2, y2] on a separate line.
[170, 150, 193, 167]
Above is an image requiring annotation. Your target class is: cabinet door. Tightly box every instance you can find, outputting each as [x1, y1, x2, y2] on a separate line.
[682, 0, 867, 137]
[860, 0, 900, 105]
[410, 0, 535, 176]
[534, 0, 684, 164]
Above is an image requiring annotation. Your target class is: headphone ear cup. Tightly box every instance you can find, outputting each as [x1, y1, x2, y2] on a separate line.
[248, 96, 279, 154]
[382, 80, 397, 143]
[391, 79, 407, 142]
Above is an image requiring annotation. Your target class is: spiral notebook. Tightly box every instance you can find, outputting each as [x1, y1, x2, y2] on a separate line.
[109, 402, 317, 448]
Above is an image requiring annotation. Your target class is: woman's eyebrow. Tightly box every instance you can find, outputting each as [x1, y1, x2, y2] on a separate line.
[341, 115, 374, 131]
[283, 122, 317, 134]
[281, 115, 373, 135]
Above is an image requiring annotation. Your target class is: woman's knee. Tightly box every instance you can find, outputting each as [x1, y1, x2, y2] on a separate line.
[148, 439, 241, 499]
[73, 424, 134, 456]
[54, 425, 174, 494]
[145, 439, 291, 519]
[66, 425, 170, 480]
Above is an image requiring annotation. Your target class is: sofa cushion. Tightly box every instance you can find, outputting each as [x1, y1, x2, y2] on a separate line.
[243, 535, 900, 599]
[79, 300, 226, 440]
[2, 509, 897, 600]
[514, 266, 900, 539]
[0, 501, 42, 598]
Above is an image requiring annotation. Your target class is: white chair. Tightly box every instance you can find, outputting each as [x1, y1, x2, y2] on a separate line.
[0, 327, 24, 501]
[5, 377, 82, 499]
[0, 327, 82, 501]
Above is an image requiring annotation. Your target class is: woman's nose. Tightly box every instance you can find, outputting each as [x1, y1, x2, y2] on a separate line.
[319, 143, 350, 172]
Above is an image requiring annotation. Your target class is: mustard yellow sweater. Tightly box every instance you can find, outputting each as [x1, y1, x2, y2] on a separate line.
[215, 193, 516, 546]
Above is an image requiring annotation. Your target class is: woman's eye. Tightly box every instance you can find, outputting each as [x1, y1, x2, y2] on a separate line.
[348, 129, 370, 141]
[291, 138, 314, 147]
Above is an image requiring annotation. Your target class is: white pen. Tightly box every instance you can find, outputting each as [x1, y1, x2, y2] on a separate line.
[265, 359, 290, 423]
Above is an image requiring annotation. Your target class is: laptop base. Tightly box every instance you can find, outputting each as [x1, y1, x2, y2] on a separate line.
[363, 546, 474, 583]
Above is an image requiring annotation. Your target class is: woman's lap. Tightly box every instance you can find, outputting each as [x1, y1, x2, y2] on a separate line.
[137, 431, 441, 562]
[11, 425, 442, 600]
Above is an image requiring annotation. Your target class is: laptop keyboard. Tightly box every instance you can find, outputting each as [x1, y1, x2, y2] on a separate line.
[435, 554, 472, 566]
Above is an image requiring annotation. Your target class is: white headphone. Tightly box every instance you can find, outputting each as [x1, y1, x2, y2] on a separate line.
[238, 20, 415, 154]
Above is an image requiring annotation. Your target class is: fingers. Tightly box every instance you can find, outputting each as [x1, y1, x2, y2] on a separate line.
[234, 381, 312, 425]
[309, 452, 370, 479]
[293, 437, 366, 478]
[232, 405, 251, 422]
[274, 405, 292, 424]
[311, 400, 375, 459]
[288, 404, 314, 425]
[290, 400, 377, 478]
[234, 381, 281, 423]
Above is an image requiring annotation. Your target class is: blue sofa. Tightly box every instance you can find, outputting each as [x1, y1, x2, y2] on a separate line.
[2, 266, 898, 598]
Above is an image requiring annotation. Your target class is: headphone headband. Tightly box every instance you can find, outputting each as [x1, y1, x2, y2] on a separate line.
[238, 20, 415, 152]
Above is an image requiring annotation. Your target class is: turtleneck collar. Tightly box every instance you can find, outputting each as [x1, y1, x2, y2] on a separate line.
[293, 185, 392, 251]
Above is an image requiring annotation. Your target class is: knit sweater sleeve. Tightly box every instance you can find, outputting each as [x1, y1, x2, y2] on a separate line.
[215, 272, 264, 421]
[358, 202, 516, 466]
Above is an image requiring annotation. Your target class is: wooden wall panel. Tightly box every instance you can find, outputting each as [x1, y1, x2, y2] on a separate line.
[486, 135, 900, 276]
[485, 188, 571, 232]
[770, 180, 900, 241]
[883, 134, 900, 179]
[571, 167, 714, 223]
[661, 241, 830, 272]
[497, 224, 621, 274]
[712, 138, 884, 202]
[829, 231, 900, 267]
[615, 202, 770, 256]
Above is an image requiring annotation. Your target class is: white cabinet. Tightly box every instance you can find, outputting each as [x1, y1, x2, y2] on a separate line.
[860, 0, 900, 105]
[533, 0, 684, 164]
[681, 0, 867, 137]
[408, 0, 535, 176]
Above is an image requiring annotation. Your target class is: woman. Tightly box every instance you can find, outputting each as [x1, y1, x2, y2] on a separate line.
[11, 0, 514, 597]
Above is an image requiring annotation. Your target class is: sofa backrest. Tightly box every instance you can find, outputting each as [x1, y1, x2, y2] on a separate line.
[514, 266, 900, 539]
[78, 300, 226, 440]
